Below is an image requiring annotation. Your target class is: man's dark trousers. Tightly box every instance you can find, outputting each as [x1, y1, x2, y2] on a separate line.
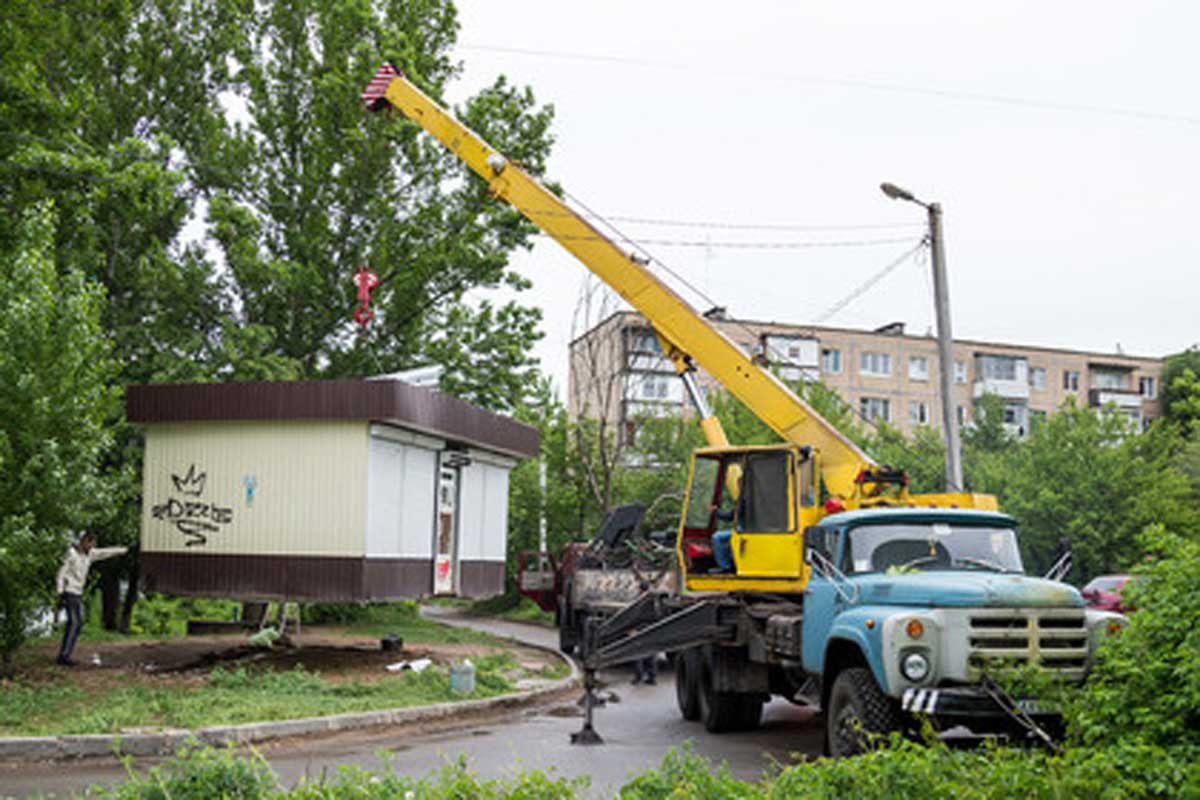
[58, 593, 83, 663]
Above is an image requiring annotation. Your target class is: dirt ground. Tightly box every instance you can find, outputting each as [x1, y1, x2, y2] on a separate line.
[14, 629, 560, 695]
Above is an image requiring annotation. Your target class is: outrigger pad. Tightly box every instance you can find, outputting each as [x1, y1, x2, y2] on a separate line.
[570, 725, 604, 745]
[571, 678, 606, 746]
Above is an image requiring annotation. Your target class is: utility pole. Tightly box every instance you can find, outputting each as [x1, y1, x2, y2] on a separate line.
[881, 183, 964, 491]
[538, 458, 548, 553]
[926, 202, 963, 491]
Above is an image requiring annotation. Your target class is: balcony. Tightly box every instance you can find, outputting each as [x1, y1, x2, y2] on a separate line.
[1088, 388, 1143, 411]
[626, 352, 673, 373]
[973, 378, 1030, 401]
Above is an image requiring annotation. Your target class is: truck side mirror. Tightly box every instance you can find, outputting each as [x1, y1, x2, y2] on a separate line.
[804, 526, 829, 565]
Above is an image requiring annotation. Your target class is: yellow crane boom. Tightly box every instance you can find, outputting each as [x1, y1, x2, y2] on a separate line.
[361, 63, 874, 497]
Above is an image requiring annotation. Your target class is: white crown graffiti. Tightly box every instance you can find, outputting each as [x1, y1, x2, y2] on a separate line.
[172, 464, 207, 497]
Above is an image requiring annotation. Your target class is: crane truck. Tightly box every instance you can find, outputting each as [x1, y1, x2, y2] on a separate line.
[360, 63, 1126, 756]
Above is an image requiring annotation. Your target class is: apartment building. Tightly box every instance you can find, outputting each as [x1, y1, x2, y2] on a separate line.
[568, 310, 1163, 442]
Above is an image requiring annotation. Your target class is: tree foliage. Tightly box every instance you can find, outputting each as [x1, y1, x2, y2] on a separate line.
[0, 204, 118, 668]
[1070, 525, 1200, 757]
[1161, 348, 1200, 431]
[971, 402, 1198, 577]
[2, 0, 558, 641]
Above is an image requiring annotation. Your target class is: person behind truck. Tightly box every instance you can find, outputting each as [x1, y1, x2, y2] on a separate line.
[55, 532, 127, 666]
[631, 653, 657, 685]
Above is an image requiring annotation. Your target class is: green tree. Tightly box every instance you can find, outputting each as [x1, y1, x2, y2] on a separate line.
[1161, 347, 1200, 430]
[983, 401, 1198, 578]
[1, 0, 243, 629]
[4, 0, 558, 626]
[868, 424, 946, 494]
[208, 0, 553, 410]
[0, 204, 118, 670]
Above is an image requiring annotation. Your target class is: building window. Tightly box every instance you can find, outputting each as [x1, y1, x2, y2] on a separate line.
[1029, 367, 1046, 390]
[1029, 409, 1048, 430]
[909, 400, 929, 425]
[954, 361, 967, 384]
[1091, 369, 1128, 391]
[908, 356, 929, 382]
[957, 405, 967, 426]
[860, 397, 891, 423]
[860, 352, 891, 377]
[1063, 370, 1080, 392]
[641, 375, 669, 400]
[821, 348, 842, 374]
[978, 354, 1019, 381]
[627, 330, 661, 353]
[1139, 376, 1156, 399]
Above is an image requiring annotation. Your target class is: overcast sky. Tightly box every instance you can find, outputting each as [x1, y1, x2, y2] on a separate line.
[442, 1, 1197, 394]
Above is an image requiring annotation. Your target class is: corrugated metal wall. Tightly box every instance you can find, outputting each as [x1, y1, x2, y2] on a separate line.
[141, 421, 369, 557]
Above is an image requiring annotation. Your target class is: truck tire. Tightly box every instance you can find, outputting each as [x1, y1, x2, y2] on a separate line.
[735, 694, 764, 731]
[697, 649, 744, 733]
[674, 648, 701, 721]
[557, 597, 576, 655]
[825, 667, 903, 757]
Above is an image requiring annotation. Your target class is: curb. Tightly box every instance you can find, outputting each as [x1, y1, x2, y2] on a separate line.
[0, 632, 579, 763]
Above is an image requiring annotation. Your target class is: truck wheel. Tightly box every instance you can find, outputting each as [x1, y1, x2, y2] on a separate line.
[697, 649, 743, 733]
[825, 667, 903, 757]
[735, 695, 764, 731]
[557, 598, 575, 655]
[674, 648, 701, 721]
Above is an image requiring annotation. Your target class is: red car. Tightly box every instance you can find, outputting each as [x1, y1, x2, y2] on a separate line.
[1081, 574, 1134, 613]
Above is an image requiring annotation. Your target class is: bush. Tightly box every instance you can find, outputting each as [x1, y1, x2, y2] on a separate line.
[301, 600, 419, 626]
[100, 746, 279, 800]
[1068, 524, 1200, 754]
[126, 594, 242, 638]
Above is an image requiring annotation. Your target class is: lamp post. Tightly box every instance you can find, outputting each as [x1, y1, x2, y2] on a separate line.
[881, 182, 963, 492]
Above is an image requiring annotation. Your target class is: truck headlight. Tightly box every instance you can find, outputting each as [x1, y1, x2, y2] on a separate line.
[901, 651, 930, 682]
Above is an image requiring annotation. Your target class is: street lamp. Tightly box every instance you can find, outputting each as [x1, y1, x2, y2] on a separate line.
[881, 182, 964, 492]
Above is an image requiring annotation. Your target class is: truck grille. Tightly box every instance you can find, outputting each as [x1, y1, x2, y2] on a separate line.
[966, 609, 1087, 680]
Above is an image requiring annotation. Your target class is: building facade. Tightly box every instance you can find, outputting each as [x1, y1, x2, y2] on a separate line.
[569, 311, 1163, 442]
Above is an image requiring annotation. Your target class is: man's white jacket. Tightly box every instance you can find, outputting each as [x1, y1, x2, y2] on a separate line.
[55, 545, 128, 595]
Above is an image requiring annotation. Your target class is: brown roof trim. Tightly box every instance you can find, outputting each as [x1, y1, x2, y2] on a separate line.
[126, 380, 539, 459]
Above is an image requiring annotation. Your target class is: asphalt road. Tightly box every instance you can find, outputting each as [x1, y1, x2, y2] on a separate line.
[1, 609, 824, 798]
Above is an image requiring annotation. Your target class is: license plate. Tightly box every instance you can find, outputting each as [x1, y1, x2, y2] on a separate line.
[1016, 699, 1049, 715]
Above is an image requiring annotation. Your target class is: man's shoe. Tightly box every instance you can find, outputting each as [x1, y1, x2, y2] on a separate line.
[56, 656, 77, 667]
[631, 675, 643, 685]
[645, 676, 657, 685]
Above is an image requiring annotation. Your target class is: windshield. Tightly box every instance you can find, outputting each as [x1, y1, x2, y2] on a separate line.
[847, 523, 1024, 574]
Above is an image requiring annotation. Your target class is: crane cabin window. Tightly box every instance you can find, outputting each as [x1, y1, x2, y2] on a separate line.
[683, 451, 796, 534]
[740, 452, 792, 533]
[684, 457, 721, 529]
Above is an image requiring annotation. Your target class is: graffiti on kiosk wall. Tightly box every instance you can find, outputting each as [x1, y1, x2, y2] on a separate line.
[151, 464, 234, 547]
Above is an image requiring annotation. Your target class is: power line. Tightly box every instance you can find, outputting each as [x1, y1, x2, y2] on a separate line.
[518, 205, 923, 233]
[816, 239, 929, 323]
[533, 232, 919, 250]
[461, 43, 1200, 127]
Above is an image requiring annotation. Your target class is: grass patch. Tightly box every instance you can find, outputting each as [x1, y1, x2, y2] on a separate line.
[0, 656, 521, 736]
[466, 594, 554, 626]
[339, 602, 499, 645]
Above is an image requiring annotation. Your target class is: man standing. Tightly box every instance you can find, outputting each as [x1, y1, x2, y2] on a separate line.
[54, 532, 127, 666]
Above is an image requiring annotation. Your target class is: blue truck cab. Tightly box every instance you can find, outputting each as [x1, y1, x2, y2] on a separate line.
[803, 507, 1125, 754]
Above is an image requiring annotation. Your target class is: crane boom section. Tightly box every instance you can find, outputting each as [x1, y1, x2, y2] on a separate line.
[367, 65, 873, 496]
